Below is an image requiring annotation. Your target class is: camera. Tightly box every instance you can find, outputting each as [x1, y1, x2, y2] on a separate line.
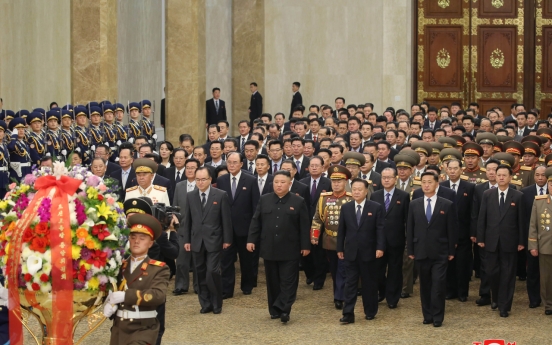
[152, 203, 181, 229]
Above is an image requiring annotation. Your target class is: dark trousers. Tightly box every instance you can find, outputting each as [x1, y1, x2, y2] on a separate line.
[478, 246, 491, 298]
[416, 258, 448, 323]
[446, 240, 472, 298]
[377, 244, 403, 306]
[343, 257, 379, 317]
[327, 249, 346, 301]
[175, 236, 198, 292]
[251, 240, 260, 284]
[473, 242, 481, 276]
[526, 250, 541, 305]
[155, 302, 165, 345]
[486, 249, 517, 313]
[222, 235, 254, 295]
[264, 259, 300, 315]
[302, 243, 327, 286]
[192, 244, 223, 310]
[517, 249, 527, 279]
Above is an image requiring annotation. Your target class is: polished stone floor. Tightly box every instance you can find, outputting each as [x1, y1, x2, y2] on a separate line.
[24, 264, 552, 345]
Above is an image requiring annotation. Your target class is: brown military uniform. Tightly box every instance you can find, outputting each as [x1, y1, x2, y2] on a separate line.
[311, 191, 353, 250]
[461, 167, 487, 185]
[395, 177, 421, 200]
[110, 257, 170, 345]
[511, 164, 530, 190]
[528, 195, 552, 312]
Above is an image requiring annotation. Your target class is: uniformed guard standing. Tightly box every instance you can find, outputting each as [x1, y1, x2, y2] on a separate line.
[102, 104, 119, 163]
[25, 112, 46, 166]
[103, 212, 169, 345]
[3, 110, 15, 136]
[503, 141, 531, 189]
[141, 100, 157, 147]
[7, 118, 31, 181]
[114, 103, 129, 151]
[60, 110, 75, 162]
[45, 111, 62, 161]
[528, 166, 552, 316]
[88, 106, 105, 153]
[311, 165, 352, 310]
[0, 121, 10, 197]
[74, 106, 91, 165]
[461, 143, 487, 185]
[125, 158, 170, 205]
[127, 102, 143, 144]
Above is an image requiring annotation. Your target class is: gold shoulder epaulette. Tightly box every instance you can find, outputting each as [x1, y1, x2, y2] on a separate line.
[520, 165, 533, 171]
[511, 180, 522, 186]
[413, 176, 421, 181]
[346, 192, 353, 196]
[480, 167, 486, 172]
[412, 180, 422, 186]
[367, 180, 373, 184]
[126, 186, 138, 192]
[153, 185, 167, 192]
[321, 192, 333, 196]
[480, 179, 488, 183]
[539, 157, 545, 162]
[149, 259, 166, 267]
[535, 194, 548, 200]
[460, 175, 469, 180]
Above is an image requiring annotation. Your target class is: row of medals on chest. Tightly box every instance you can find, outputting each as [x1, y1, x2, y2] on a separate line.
[327, 202, 341, 225]
[542, 211, 551, 231]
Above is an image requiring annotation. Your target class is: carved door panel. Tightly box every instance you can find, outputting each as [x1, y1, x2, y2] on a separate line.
[417, 0, 470, 107]
[471, 0, 524, 113]
[536, 0, 552, 117]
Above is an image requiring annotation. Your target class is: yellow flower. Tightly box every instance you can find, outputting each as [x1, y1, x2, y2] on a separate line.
[19, 185, 30, 193]
[87, 276, 99, 290]
[87, 187, 98, 200]
[0, 201, 8, 210]
[72, 245, 82, 260]
[96, 202, 113, 220]
[80, 260, 91, 271]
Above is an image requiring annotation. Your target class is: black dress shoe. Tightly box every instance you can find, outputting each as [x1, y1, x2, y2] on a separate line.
[500, 311, 509, 317]
[339, 314, 355, 324]
[280, 313, 290, 323]
[313, 284, 323, 290]
[173, 288, 188, 295]
[476, 297, 491, 306]
[243, 291, 252, 295]
[491, 302, 498, 310]
[213, 308, 222, 314]
[388, 304, 397, 309]
[458, 296, 467, 302]
[270, 314, 281, 319]
[222, 294, 233, 300]
[365, 315, 375, 320]
[334, 301, 343, 310]
[423, 319, 433, 325]
[445, 294, 458, 300]
[529, 302, 541, 308]
[200, 307, 213, 314]
[378, 295, 385, 302]
[306, 278, 314, 285]
[545, 310, 552, 315]
[433, 321, 442, 327]
[400, 293, 410, 298]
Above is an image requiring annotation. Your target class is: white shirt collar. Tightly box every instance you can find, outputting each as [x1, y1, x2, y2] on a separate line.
[537, 184, 547, 195]
[355, 198, 366, 211]
[231, 170, 242, 183]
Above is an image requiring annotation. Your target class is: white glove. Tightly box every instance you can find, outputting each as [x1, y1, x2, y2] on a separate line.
[103, 303, 118, 318]
[110, 291, 125, 304]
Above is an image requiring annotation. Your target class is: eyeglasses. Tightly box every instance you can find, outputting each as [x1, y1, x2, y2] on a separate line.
[196, 178, 210, 183]
[381, 176, 396, 180]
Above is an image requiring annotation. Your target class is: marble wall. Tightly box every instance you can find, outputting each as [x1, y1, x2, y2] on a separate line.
[263, 0, 412, 115]
[0, 0, 71, 111]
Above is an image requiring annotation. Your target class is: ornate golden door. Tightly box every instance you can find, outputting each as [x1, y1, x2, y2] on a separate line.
[536, 0, 552, 116]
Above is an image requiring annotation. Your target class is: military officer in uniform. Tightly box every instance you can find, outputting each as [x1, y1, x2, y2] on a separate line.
[114, 103, 129, 150]
[537, 128, 552, 162]
[127, 102, 143, 144]
[461, 143, 487, 185]
[343, 152, 368, 193]
[103, 212, 169, 345]
[125, 158, 170, 205]
[411, 142, 432, 179]
[493, 152, 523, 191]
[311, 165, 353, 310]
[439, 148, 463, 182]
[89, 106, 105, 153]
[45, 110, 62, 161]
[0, 121, 10, 197]
[60, 109, 75, 162]
[428, 142, 443, 166]
[26, 112, 46, 166]
[102, 104, 119, 162]
[74, 106, 91, 165]
[7, 118, 31, 181]
[394, 152, 421, 196]
[476, 132, 498, 168]
[528, 167, 552, 315]
[503, 141, 532, 189]
[141, 100, 157, 147]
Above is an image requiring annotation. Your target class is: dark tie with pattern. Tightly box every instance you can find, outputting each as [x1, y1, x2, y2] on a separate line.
[249, 162, 254, 173]
[232, 177, 237, 198]
[500, 192, 505, 213]
[356, 205, 362, 225]
[385, 193, 390, 211]
[201, 192, 206, 209]
[426, 198, 432, 222]
[540, 187, 544, 195]
[176, 171, 181, 184]
[311, 179, 317, 201]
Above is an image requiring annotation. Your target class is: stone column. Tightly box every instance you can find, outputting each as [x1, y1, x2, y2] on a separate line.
[71, 0, 118, 104]
[165, 0, 206, 145]
[232, 0, 264, 136]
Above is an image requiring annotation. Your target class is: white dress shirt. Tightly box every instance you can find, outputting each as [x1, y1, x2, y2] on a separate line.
[258, 173, 268, 194]
[536, 184, 547, 196]
[355, 199, 366, 216]
[424, 193, 438, 215]
[187, 180, 196, 192]
[498, 186, 509, 203]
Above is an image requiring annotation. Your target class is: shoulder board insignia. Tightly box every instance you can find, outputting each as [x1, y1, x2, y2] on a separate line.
[367, 180, 372, 184]
[412, 180, 421, 186]
[460, 175, 469, 180]
[413, 176, 421, 181]
[535, 194, 548, 200]
[153, 185, 167, 192]
[321, 192, 333, 196]
[345, 192, 353, 196]
[480, 179, 488, 183]
[149, 259, 166, 267]
[511, 180, 522, 186]
[520, 166, 532, 171]
[126, 186, 138, 192]
[539, 157, 545, 162]
[480, 168, 486, 172]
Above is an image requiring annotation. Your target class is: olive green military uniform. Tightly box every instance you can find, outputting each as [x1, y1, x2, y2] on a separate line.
[461, 142, 487, 185]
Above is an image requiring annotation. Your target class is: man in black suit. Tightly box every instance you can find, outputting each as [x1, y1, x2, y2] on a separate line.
[206, 87, 227, 127]
[440, 159, 475, 302]
[423, 106, 442, 130]
[290, 82, 303, 117]
[337, 179, 385, 323]
[248, 82, 263, 126]
[281, 160, 310, 203]
[163, 148, 187, 203]
[370, 167, 410, 308]
[256, 154, 274, 195]
[95, 144, 120, 175]
[407, 172, 458, 327]
[521, 166, 547, 308]
[247, 170, 310, 323]
[217, 152, 260, 298]
[183, 167, 232, 314]
[300, 156, 332, 289]
[110, 147, 136, 201]
[477, 164, 525, 317]
[290, 137, 310, 180]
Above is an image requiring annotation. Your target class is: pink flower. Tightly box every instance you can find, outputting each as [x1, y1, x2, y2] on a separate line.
[106, 197, 115, 205]
[23, 174, 37, 185]
[77, 238, 85, 246]
[98, 184, 107, 192]
[8, 183, 16, 190]
[86, 175, 101, 187]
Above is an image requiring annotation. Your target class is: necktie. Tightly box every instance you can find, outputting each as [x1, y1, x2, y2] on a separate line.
[296, 160, 301, 172]
[201, 192, 207, 208]
[491, 185, 496, 189]
[363, 174, 367, 180]
[356, 205, 362, 225]
[416, 171, 420, 178]
[215, 100, 219, 112]
[249, 161, 254, 173]
[401, 182, 405, 190]
[385, 193, 390, 211]
[273, 163, 278, 174]
[500, 191, 505, 212]
[451, 183, 456, 193]
[241, 138, 245, 152]
[313, 135, 317, 142]
[426, 198, 432, 222]
[231, 177, 237, 198]
[540, 187, 544, 195]
[258, 178, 264, 194]
[122, 171, 128, 188]
[311, 179, 317, 201]
[430, 123, 434, 129]
[176, 171, 181, 183]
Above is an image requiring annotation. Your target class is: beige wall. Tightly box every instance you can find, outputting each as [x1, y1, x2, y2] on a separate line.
[117, 0, 163, 127]
[0, 0, 71, 111]
[263, 0, 413, 115]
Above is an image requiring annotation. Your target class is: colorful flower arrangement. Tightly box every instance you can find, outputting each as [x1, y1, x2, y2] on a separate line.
[0, 164, 129, 293]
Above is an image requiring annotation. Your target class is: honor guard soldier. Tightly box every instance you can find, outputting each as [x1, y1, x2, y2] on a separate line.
[537, 128, 552, 160]
[32, 108, 46, 135]
[503, 141, 532, 189]
[60, 110, 75, 162]
[114, 103, 129, 148]
[88, 106, 105, 153]
[127, 102, 143, 144]
[461, 143, 487, 185]
[2, 111, 15, 136]
[45, 111, 62, 160]
[102, 105, 119, 162]
[394, 152, 421, 195]
[16, 110, 30, 136]
[476, 132, 498, 167]
[125, 158, 170, 205]
[428, 142, 443, 166]
[7, 118, 31, 181]
[103, 212, 169, 345]
[141, 100, 157, 147]
[439, 148, 463, 182]
[311, 165, 353, 310]
[0, 121, 10, 197]
[74, 106, 91, 165]
[25, 112, 46, 166]
[528, 167, 552, 315]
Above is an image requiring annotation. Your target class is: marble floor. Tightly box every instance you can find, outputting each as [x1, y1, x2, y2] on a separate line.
[24, 265, 552, 345]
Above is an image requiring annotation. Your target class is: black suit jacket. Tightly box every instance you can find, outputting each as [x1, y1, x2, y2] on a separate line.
[477, 188, 525, 253]
[105, 161, 121, 176]
[162, 166, 186, 203]
[249, 92, 263, 121]
[216, 172, 260, 237]
[290, 179, 310, 206]
[423, 119, 442, 129]
[374, 160, 392, 174]
[407, 197, 458, 260]
[360, 171, 382, 191]
[293, 156, 310, 180]
[206, 98, 227, 125]
[412, 185, 456, 203]
[290, 92, 303, 116]
[299, 176, 332, 219]
[440, 180, 475, 242]
[521, 185, 545, 247]
[337, 200, 386, 261]
[109, 168, 137, 201]
[471, 182, 517, 238]
[370, 189, 410, 248]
